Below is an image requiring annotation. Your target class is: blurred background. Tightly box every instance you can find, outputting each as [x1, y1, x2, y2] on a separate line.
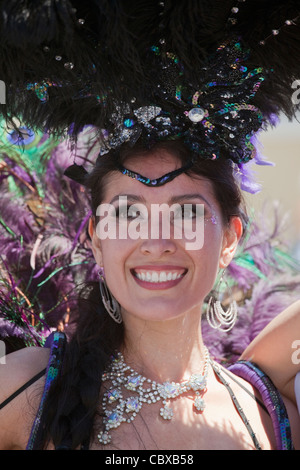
[244, 113, 300, 261]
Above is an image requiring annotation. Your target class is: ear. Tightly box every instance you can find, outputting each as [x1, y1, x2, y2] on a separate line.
[88, 217, 103, 266]
[219, 216, 243, 268]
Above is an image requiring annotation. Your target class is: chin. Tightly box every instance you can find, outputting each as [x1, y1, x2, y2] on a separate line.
[123, 298, 200, 323]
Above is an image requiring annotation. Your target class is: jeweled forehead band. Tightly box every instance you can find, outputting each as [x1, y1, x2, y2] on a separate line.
[118, 159, 194, 187]
[64, 158, 194, 188]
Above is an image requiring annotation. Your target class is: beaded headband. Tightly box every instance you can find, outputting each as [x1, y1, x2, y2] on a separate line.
[118, 159, 195, 187]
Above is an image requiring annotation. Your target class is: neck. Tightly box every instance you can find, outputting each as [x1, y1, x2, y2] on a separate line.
[121, 306, 207, 383]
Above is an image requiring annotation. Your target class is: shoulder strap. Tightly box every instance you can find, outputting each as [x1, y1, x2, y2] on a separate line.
[0, 368, 46, 411]
[229, 360, 294, 450]
[26, 331, 66, 450]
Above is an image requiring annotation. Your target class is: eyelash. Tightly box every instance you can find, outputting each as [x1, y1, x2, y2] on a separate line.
[115, 205, 145, 219]
[175, 204, 205, 219]
[114, 204, 209, 220]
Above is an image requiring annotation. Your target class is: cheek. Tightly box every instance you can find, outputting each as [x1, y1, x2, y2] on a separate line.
[100, 238, 133, 278]
[203, 217, 224, 252]
[193, 222, 224, 280]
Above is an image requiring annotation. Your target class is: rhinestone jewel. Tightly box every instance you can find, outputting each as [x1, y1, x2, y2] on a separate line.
[106, 411, 122, 427]
[64, 62, 74, 70]
[189, 373, 207, 391]
[98, 431, 111, 445]
[107, 389, 120, 403]
[160, 406, 174, 420]
[126, 375, 142, 390]
[134, 106, 162, 124]
[188, 107, 206, 122]
[194, 396, 206, 412]
[125, 397, 140, 412]
[157, 382, 180, 399]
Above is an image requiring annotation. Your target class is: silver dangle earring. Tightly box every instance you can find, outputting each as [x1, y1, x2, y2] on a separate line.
[206, 270, 237, 332]
[98, 268, 123, 324]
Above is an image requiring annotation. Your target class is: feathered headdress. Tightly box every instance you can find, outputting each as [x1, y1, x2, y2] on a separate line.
[0, 0, 299, 169]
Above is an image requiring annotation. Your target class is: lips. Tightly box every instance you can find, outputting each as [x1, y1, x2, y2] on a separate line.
[131, 266, 187, 289]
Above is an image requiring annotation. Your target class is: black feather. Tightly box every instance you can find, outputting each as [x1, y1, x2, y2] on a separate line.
[64, 164, 88, 185]
[0, 0, 299, 136]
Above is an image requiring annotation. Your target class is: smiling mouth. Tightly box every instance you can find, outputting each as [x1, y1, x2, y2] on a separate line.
[131, 267, 187, 284]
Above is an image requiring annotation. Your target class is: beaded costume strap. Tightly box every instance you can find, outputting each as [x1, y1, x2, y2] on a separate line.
[26, 331, 66, 450]
[229, 361, 294, 450]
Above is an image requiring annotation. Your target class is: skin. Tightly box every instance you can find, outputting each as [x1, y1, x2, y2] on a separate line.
[0, 149, 299, 450]
[241, 299, 300, 404]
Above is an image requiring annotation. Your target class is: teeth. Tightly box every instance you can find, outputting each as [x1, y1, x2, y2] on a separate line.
[135, 270, 184, 283]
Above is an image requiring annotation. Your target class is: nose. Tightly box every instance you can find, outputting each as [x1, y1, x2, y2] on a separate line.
[139, 236, 177, 256]
[138, 205, 179, 256]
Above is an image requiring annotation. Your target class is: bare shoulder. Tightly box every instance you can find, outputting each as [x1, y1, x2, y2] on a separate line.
[0, 346, 50, 450]
[0, 346, 50, 396]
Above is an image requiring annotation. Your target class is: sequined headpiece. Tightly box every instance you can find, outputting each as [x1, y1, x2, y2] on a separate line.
[97, 39, 265, 165]
[0, 1, 299, 189]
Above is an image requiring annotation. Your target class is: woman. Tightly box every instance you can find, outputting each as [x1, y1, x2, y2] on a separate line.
[1, 0, 300, 452]
[1, 139, 300, 450]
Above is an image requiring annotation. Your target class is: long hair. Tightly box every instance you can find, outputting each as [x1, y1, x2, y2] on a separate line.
[37, 140, 247, 449]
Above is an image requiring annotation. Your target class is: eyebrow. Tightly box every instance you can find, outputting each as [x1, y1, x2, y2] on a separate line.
[169, 193, 212, 207]
[109, 193, 212, 207]
[109, 194, 146, 205]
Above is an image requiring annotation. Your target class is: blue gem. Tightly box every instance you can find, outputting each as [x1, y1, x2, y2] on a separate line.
[124, 118, 135, 128]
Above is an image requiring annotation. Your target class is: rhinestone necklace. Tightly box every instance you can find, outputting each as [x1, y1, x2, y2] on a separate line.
[98, 348, 210, 445]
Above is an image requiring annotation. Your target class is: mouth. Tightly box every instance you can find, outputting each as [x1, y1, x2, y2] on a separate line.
[131, 266, 187, 289]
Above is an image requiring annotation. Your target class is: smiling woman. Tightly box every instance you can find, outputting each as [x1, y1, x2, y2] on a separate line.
[1, 0, 300, 453]
[1, 138, 300, 450]
[0, 139, 293, 451]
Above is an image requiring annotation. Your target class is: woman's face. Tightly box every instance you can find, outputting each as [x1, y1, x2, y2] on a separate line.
[89, 150, 242, 323]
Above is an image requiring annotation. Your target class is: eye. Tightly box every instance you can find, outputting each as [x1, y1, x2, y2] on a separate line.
[115, 204, 147, 221]
[171, 206, 184, 221]
[115, 205, 130, 219]
[183, 204, 198, 219]
[181, 204, 206, 220]
[169, 204, 204, 224]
